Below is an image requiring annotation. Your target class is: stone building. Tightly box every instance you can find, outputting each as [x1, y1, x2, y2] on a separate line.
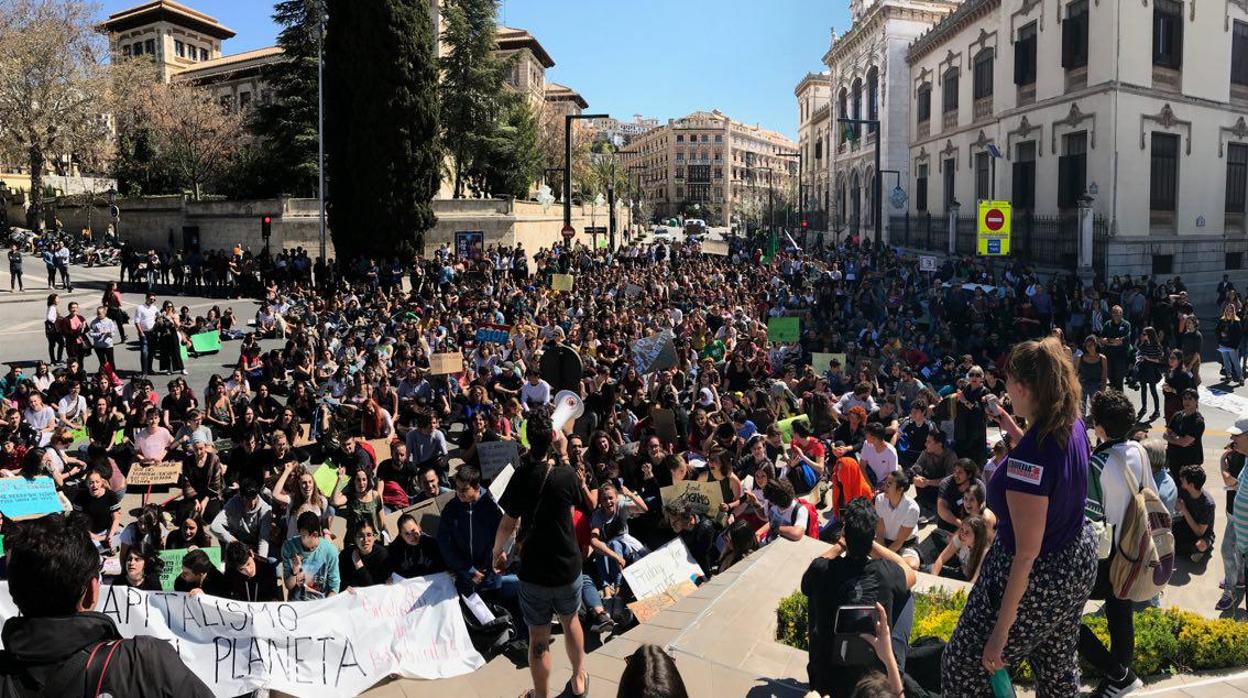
[620, 110, 799, 228]
[795, 72, 834, 230]
[898, 0, 1248, 285]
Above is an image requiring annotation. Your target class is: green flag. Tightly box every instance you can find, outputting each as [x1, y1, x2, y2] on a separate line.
[762, 230, 779, 264]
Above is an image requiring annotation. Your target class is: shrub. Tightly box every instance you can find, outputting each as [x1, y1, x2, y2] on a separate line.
[776, 589, 1248, 683]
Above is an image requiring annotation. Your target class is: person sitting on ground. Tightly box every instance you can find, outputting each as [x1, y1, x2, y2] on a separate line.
[174, 548, 229, 597]
[763, 477, 807, 543]
[437, 465, 515, 601]
[589, 482, 649, 597]
[0, 515, 213, 696]
[223, 541, 282, 603]
[909, 431, 956, 522]
[118, 548, 163, 591]
[1174, 463, 1216, 562]
[801, 497, 917, 698]
[338, 518, 389, 590]
[281, 511, 340, 600]
[387, 513, 446, 579]
[928, 516, 991, 583]
[873, 470, 921, 570]
[209, 479, 273, 562]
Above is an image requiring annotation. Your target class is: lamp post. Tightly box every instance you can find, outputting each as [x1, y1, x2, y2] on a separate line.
[316, 0, 327, 263]
[777, 151, 803, 236]
[837, 117, 882, 245]
[627, 164, 645, 240]
[564, 113, 609, 241]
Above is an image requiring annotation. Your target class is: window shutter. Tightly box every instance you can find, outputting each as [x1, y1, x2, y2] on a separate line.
[1062, 21, 1074, 67]
[1014, 43, 1026, 84]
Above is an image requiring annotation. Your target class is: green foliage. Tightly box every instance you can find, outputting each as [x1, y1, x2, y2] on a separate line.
[324, 0, 440, 260]
[473, 98, 542, 199]
[775, 588, 1248, 685]
[247, 0, 322, 198]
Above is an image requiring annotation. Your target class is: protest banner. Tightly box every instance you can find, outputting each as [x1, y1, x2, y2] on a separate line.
[702, 239, 729, 256]
[621, 537, 704, 601]
[474, 324, 511, 345]
[312, 464, 344, 498]
[0, 476, 61, 519]
[776, 414, 811, 443]
[126, 461, 183, 486]
[190, 331, 223, 354]
[0, 575, 484, 698]
[627, 579, 699, 624]
[631, 330, 677, 374]
[551, 273, 574, 292]
[651, 408, 678, 446]
[660, 480, 726, 525]
[767, 316, 800, 343]
[159, 546, 223, 591]
[428, 352, 462, 375]
[476, 440, 519, 481]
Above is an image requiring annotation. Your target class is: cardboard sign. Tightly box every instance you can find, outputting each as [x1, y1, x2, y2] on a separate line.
[474, 324, 511, 345]
[477, 440, 520, 481]
[126, 461, 183, 486]
[631, 330, 677, 374]
[158, 546, 222, 591]
[455, 230, 485, 260]
[312, 463, 344, 498]
[776, 414, 811, 443]
[488, 464, 515, 503]
[551, 274, 574, 292]
[767, 317, 800, 343]
[919, 255, 938, 272]
[702, 240, 729, 256]
[628, 579, 699, 624]
[661, 480, 726, 525]
[0, 477, 62, 520]
[428, 352, 463, 375]
[190, 331, 222, 354]
[621, 537, 704, 601]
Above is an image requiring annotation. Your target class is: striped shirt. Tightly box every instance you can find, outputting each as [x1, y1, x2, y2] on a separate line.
[1234, 465, 1248, 556]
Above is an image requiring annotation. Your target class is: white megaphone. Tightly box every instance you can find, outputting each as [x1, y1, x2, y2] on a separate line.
[551, 390, 585, 433]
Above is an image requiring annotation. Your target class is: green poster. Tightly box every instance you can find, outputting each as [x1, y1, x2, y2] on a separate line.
[776, 414, 810, 443]
[190, 331, 222, 354]
[158, 546, 222, 591]
[767, 317, 800, 343]
[312, 463, 344, 498]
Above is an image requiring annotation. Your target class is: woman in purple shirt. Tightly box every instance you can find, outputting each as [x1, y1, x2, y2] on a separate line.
[942, 336, 1098, 696]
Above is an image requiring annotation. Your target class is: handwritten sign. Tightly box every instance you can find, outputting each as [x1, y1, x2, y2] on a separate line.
[661, 480, 726, 525]
[474, 324, 511, 345]
[919, 255, 938, 272]
[428, 352, 462, 376]
[702, 240, 729, 256]
[0, 575, 485, 698]
[621, 537, 704, 601]
[628, 579, 699, 624]
[631, 330, 677, 374]
[312, 464, 344, 499]
[0, 477, 61, 520]
[551, 273, 574, 292]
[126, 461, 183, 486]
[158, 546, 222, 591]
[477, 440, 519, 481]
[767, 317, 800, 343]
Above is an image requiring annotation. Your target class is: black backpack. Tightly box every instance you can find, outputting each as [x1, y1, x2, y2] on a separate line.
[0, 639, 126, 698]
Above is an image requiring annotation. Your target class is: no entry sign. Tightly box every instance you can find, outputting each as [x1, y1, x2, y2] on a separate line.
[976, 200, 1011, 256]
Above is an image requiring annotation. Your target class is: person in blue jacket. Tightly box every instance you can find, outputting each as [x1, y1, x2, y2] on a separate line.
[437, 464, 518, 603]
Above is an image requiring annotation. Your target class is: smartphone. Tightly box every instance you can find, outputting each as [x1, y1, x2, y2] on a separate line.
[834, 605, 880, 635]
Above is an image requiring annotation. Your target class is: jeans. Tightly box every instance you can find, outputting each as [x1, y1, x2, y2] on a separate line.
[1138, 380, 1160, 415]
[138, 334, 154, 375]
[1222, 519, 1242, 591]
[94, 347, 115, 371]
[1218, 347, 1244, 383]
[578, 573, 603, 611]
[1078, 560, 1136, 678]
[595, 537, 645, 589]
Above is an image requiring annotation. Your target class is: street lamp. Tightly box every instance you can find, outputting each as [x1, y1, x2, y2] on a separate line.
[564, 113, 609, 241]
[627, 164, 646, 241]
[316, 0, 327, 263]
[838, 117, 882, 246]
[777, 151, 803, 237]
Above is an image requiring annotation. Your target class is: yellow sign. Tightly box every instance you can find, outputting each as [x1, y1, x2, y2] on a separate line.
[976, 200, 1012, 256]
[551, 273, 574, 292]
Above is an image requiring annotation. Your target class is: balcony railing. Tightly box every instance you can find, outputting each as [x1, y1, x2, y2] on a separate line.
[942, 111, 958, 131]
[917, 121, 930, 139]
[1152, 66, 1181, 93]
[973, 96, 994, 122]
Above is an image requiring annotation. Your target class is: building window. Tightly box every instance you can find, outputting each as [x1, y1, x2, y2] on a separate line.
[715, 135, 722, 143]
[175, 40, 185, 58]
[916, 164, 929, 211]
[1015, 23, 1038, 85]
[676, 135, 683, 142]
[943, 158, 956, 209]
[1150, 132, 1179, 211]
[1228, 252, 1245, 270]
[200, 47, 209, 61]
[132, 42, 142, 56]
[1228, 143, 1248, 213]
[917, 85, 931, 123]
[867, 68, 879, 132]
[1058, 131, 1087, 209]
[942, 69, 959, 114]
[814, 141, 822, 160]
[973, 51, 994, 99]
[1062, 0, 1089, 70]
[852, 79, 863, 122]
[239, 91, 252, 110]
[975, 152, 991, 201]
[1153, 0, 1183, 69]
[838, 90, 848, 142]
[121, 44, 132, 57]
[1152, 254, 1174, 275]
[144, 39, 155, 55]
[1234, 21, 1248, 86]
[1013, 141, 1037, 210]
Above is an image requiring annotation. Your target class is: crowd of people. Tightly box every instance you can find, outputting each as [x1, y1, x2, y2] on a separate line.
[0, 229, 1245, 698]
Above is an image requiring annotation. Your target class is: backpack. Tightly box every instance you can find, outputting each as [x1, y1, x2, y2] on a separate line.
[796, 497, 821, 538]
[1109, 450, 1175, 602]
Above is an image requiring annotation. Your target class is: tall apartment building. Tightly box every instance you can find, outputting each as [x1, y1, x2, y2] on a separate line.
[621, 110, 798, 227]
[588, 115, 662, 147]
[795, 72, 833, 230]
[899, 0, 1248, 282]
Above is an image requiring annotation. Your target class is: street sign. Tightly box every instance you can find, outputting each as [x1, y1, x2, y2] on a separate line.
[919, 255, 938, 272]
[976, 200, 1011, 256]
[890, 186, 908, 210]
[584, 226, 607, 235]
[560, 224, 575, 240]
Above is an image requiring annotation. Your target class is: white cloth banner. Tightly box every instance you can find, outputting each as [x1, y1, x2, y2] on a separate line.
[0, 573, 484, 698]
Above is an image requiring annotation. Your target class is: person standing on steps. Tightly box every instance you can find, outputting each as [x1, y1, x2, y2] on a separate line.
[8, 243, 22, 292]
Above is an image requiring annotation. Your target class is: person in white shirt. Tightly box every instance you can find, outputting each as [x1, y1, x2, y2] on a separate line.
[835, 382, 878, 418]
[518, 368, 551, 410]
[56, 382, 88, 428]
[87, 305, 118, 371]
[22, 393, 57, 446]
[133, 292, 160, 376]
[763, 478, 807, 543]
[874, 470, 921, 569]
[859, 422, 900, 487]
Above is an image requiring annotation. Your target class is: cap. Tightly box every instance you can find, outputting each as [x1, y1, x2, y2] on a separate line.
[1228, 418, 1248, 436]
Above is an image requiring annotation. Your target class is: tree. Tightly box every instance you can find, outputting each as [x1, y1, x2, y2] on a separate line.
[0, 0, 114, 230]
[535, 102, 591, 201]
[324, 0, 440, 260]
[136, 80, 245, 200]
[248, 0, 321, 197]
[439, 0, 510, 198]
[475, 98, 541, 199]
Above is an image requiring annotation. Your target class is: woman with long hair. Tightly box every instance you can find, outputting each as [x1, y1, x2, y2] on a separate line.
[1216, 303, 1244, 385]
[828, 456, 874, 522]
[44, 294, 62, 364]
[1135, 326, 1166, 421]
[1076, 334, 1108, 415]
[942, 337, 1097, 695]
[930, 515, 991, 583]
[1162, 348, 1194, 421]
[331, 465, 387, 543]
[272, 461, 333, 538]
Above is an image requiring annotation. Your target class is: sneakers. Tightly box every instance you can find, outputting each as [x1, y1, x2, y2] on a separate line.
[1216, 590, 1239, 612]
[1090, 668, 1142, 698]
[589, 609, 614, 634]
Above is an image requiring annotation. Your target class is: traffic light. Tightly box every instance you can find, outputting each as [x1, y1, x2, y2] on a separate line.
[261, 216, 272, 240]
[801, 220, 809, 229]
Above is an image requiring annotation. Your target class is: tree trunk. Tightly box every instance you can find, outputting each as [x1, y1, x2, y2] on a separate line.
[27, 145, 44, 232]
[192, 180, 201, 201]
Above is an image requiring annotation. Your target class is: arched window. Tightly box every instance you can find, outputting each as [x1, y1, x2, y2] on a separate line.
[867, 67, 879, 132]
[837, 89, 849, 143]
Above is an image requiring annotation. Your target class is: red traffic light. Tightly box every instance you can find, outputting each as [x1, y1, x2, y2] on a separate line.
[263, 216, 272, 224]
[801, 220, 809, 228]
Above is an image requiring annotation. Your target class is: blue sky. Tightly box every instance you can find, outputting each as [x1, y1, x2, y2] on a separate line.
[99, 0, 849, 140]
